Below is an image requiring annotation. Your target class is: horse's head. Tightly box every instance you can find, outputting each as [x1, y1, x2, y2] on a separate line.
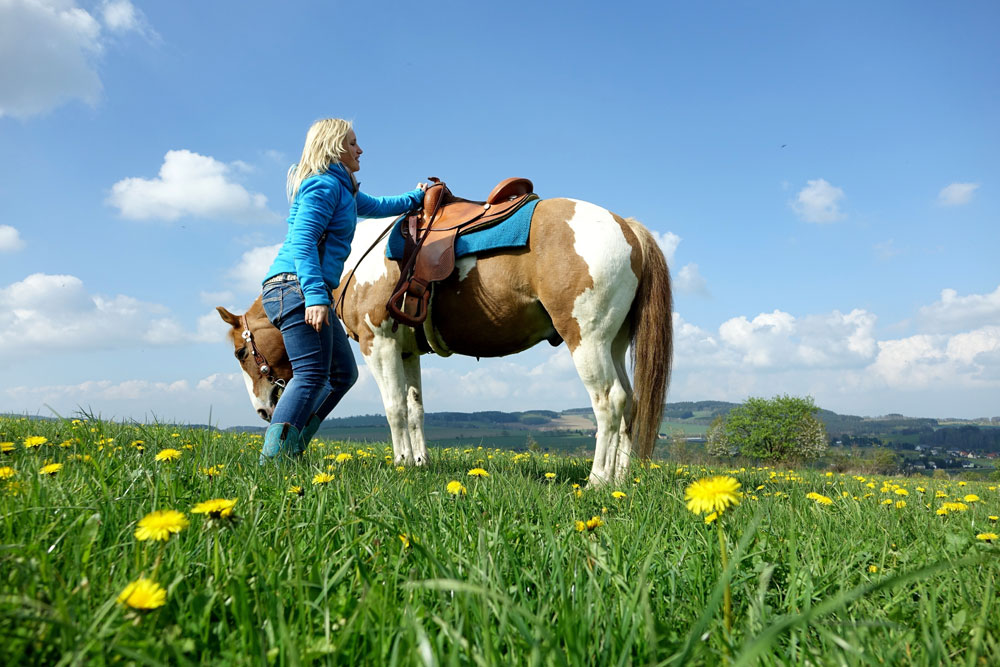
[216, 297, 291, 422]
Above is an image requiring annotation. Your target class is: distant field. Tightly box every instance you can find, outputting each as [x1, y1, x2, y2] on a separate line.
[659, 420, 709, 437]
[2, 416, 999, 664]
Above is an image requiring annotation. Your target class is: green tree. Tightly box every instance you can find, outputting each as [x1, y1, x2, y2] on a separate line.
[721, 395, 828, 462]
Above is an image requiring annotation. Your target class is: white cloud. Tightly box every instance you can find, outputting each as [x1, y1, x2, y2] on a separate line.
[0, 0, 150, 118]
[918, 285, 1000, 333]
[101, 0, 138, 32]
[650, 230, 680, 264]
[870, 327, 1000, 389]
[938, 182, 979, 207]
[0, 272, 212, 355]
[675, 262, 709, 296]
[0, 0, 102, 117]
[679, 307, 878, 372]
[1, 374, 237, 423]
[420, 348, 586, 409]
[200, 290, 235, 306]
[791, 178, 845, 223]
[107, 150, 278, 222]
[0, 225, 26, 252]
[228, 243, 281, 294]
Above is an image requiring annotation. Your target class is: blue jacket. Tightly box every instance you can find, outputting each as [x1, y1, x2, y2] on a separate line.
[264, 163, 424, 307]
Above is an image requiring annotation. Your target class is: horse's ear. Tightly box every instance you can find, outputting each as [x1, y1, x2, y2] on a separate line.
[216, 306, 241, 328]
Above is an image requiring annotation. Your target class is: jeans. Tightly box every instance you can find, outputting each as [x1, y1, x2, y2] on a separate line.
[261, 274, 358, 430]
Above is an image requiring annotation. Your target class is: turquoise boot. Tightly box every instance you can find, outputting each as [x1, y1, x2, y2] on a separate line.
[299, 415, 323, 455]
[260, 422, 302, 464]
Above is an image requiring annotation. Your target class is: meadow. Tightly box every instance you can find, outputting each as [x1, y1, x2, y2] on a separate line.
[1, 416, 998, 665]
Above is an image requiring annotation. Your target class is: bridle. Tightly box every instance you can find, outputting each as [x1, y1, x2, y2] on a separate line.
[239, 314, 286, 389]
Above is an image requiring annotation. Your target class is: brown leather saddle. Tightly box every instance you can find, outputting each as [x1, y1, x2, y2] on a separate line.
[387, 177, 537, 328]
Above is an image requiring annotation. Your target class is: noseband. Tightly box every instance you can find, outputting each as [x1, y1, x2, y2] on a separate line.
[239, 314, 286, 388]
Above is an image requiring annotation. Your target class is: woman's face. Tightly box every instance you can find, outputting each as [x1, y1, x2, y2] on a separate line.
[340, 130, 362, 173]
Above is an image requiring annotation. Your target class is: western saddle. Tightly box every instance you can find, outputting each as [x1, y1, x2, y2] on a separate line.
[387, 177, 537, 328]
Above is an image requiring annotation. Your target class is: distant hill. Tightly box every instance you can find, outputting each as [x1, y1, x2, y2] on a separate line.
[6, 401, 998, 454]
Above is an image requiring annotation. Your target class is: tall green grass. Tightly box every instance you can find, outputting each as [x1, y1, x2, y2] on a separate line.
[1, 416, 997, 665]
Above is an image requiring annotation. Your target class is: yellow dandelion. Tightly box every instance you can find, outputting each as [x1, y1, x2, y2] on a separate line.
[916, 487, 926, 493]
[959, 481, 967, 486]
[134, 509, 188, 541]
[200, 465, 223, 478]
[544, 472, 557, 480]
[936, 508, 949, 516]
[895, 500, 906, 509]
[881, 499, 893, 505]
[399, 534, 411, 548]
[312, 472, 335, 485]
[989, 516, 998, 522]
[1, 442, 14, 453]
[117, 578, 166, 609]
[894, 488, 909, 496]
[335, 452, 353, 463]
[24, 436, 47, 449]
[868, 565, 878, 573]
[575, 520, 587, 532]
[806, 492, 834, 505]
[935, 491, 948, 498]
[963, 494, 980, 503]
[684, 476, 742, 516]
[191, 498, 237, 518]
[649, 463, 661, 469]
[976, 532, 998, 543]
[0, 466, 14, 479]
[585, 516, 604, 530]
[446, 480, 467, 496]
[941, 502, 969, 512]
[154, 448, 182, 462]
[611, 490, 627, 499]
[288, 485, 304, 496]
[467, 468, 489, 477]
[39, 462, 63, 476]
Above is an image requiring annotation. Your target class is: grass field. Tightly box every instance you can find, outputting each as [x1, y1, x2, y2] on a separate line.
[2, 416, 999, 665]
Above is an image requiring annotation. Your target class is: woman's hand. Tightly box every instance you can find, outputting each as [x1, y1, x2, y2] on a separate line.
[305, 305, 330, 332]
[416, 182, 429, 191]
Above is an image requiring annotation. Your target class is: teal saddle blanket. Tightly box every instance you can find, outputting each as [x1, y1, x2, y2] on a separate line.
[385, 198, 540, 261]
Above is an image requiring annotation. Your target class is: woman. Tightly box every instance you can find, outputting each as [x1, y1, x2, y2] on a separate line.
[259, 118, 425, 462]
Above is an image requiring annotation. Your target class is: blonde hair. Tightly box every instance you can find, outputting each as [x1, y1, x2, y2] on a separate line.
[286, 118, 353, 202]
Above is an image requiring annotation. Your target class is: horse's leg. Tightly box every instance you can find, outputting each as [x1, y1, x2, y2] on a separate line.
[611, 323, 636, 481]
[571, 333, 629, 487]
[363, 331, 415, 465]
[402, 353, 429, 466]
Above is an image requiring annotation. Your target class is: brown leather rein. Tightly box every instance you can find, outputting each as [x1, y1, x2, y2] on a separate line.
[239, 314, 286, 388]
[332, 184, 445, 322]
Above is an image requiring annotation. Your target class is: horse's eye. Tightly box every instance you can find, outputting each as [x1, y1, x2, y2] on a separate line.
[235, 347, 248, 361]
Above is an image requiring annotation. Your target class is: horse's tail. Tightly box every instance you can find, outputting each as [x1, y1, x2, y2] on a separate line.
[624, 218, 673, 459]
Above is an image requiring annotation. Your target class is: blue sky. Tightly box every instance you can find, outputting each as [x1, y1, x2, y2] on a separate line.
[1, 0, 998, 426]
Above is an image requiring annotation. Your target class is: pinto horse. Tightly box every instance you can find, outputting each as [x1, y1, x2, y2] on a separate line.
[217, 198, 672, 485]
